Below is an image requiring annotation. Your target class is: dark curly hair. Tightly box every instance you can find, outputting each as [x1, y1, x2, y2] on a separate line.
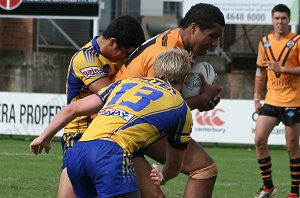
[102, 15, 145, 49]
[179, 3, 225, 30]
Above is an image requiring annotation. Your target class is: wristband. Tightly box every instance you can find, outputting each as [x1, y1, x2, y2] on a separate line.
[254, 93, 261, 101]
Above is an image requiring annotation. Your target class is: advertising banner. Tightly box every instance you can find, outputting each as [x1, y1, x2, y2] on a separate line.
[0, 92, 66, 136]
[0, 92, 286, 145]
[191, 99, 285, 145]
[182, 0, 299, 25]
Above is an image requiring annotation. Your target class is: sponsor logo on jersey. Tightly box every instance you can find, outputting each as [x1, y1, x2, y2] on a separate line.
[263, 41, 271, 48]
[287, 41, 295, 49]
[99, 108, 133, 121]
[257, 56, 260, 62]
[80, 66, 105, 78]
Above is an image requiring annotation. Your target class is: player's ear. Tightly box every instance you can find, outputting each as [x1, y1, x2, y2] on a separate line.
[109, 38, 117, 46]
[190, 23, 198, 34]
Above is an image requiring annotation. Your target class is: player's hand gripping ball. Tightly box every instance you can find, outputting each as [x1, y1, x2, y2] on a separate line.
[181, 62, 215, 98]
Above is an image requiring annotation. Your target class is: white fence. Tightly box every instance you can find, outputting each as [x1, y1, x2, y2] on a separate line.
[0, 92, 286, 145]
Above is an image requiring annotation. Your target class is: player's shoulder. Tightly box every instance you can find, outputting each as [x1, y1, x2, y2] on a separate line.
[72, 46, 116, 72]
[290, 33, 300, 43]
[258, 34, 272, 50]
[144, 28, 180, 49]
[261, 33, 271, 42]
[71, 52, 100, 72]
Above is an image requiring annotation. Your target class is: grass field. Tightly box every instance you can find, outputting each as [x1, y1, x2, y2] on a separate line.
[0, 136, 291, 198]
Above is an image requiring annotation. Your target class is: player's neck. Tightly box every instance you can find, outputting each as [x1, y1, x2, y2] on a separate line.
[273, 30, 290, 40]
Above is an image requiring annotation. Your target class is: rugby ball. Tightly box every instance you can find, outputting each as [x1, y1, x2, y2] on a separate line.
[181, 62, 215, 98]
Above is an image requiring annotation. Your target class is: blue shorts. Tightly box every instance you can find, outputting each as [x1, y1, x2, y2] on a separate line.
[60, 132, 83, 169]
[65, 140, 139, 198]
[259, 104, 300, 126]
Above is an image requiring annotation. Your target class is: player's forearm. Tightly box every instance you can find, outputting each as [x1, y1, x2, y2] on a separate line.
[280, 66, 300, 75]
[39, 105, 79, 141]
[185, 93, 211, 110]
[265, 61, 300, 76]
[39, 95, 102, 141]
[254, 68, 266, 101]
[160, 163, 180, 184]
[161, 144, 186, 184]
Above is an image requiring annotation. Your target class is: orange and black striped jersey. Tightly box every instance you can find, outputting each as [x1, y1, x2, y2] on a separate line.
[113, 28, 184, 81]
[256, 32, 300, 106]
[64, 37, 122, 133]
[80, 77, 193, 153]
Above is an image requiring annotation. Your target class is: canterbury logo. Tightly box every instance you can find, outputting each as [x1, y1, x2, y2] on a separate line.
[195, 109, 225, 126]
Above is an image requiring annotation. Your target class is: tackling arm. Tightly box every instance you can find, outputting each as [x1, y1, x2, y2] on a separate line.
[150, 143, 187, 185]
[30, 94, 103, 155]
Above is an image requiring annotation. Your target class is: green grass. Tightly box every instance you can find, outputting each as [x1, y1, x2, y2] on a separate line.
[0, 136, 291, 198]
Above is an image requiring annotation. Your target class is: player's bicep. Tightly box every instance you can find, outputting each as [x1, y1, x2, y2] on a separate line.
[88, 77, 111, 93]
[71, 94, 103, 115]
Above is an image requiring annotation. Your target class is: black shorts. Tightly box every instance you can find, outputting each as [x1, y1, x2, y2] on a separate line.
[259, 104, 300, 126]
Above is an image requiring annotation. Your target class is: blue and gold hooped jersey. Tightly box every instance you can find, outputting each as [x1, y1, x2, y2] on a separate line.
[64, 37, 123, 133]
[80, 77, 193, 154]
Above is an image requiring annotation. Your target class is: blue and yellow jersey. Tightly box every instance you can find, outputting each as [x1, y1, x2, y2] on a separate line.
[80, 77, 193, 154]
[64, 37, 122, 133]
[257, 32, 300, 106]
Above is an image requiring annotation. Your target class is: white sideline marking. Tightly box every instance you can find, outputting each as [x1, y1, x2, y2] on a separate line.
[0, 152, 55, 156]
[0, 176, 19, 181]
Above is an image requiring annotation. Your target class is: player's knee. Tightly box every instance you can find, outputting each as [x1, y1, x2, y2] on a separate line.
[255, 138, 268, 150]
[188, 162, 218, 179]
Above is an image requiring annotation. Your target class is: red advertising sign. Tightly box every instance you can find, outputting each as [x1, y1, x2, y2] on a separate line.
[0, 0, 23, 10]
[0, 0, 99, 19]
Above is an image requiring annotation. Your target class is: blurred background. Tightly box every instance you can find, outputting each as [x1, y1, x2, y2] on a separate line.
[1, 0, 294, 99]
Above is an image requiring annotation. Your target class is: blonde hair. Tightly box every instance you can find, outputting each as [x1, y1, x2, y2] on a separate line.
[153, 48, 193, 84]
